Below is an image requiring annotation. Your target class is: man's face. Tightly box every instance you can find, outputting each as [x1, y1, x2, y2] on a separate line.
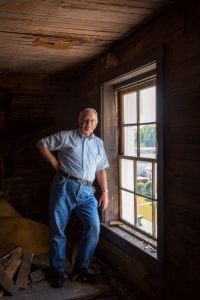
[79, 110, 98, 137]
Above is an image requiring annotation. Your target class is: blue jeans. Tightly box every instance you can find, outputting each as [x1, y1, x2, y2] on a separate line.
[49, 174, 100, 272]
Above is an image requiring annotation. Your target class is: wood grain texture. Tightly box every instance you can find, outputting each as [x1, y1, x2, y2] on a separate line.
[0, 0, 172, 75]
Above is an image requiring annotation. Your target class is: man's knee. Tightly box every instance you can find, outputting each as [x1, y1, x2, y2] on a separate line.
[88, 219, 100, 236]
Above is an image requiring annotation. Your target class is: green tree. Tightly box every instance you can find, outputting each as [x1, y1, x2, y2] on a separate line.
[140, 126, 155, 147]
[136, 182, 145, 194]
[143, 180, 152, 198]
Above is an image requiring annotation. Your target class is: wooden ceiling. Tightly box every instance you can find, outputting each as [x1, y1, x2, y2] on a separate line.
[0, 0, 173, 76]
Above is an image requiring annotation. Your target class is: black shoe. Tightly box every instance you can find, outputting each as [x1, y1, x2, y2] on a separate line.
[50, 269, 64, 288]
[69, 267, 98, 283]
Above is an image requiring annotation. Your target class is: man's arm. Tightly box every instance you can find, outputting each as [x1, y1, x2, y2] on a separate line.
[96, 169, 109, 211]
[36, 141, 60, 171]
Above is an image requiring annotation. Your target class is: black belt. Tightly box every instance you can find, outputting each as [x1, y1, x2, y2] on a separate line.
[59, 170, 93, 186]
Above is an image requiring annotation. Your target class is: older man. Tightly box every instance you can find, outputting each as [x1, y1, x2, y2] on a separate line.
[36, 108, 109, 288]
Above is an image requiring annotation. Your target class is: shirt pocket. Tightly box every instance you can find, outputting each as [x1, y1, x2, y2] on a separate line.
[88, 149, 102, 164]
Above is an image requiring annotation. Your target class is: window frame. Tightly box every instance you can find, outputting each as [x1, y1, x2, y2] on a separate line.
[118, 79, 157, 240]
[100, 47, 164, 261]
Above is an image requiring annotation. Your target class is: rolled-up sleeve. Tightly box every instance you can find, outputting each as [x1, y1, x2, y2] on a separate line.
[40, 131, 67, 151]
[96, 145, 109, 171]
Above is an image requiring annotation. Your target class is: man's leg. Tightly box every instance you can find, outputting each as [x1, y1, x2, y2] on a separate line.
[70, 185, 100, 282]
[49, 175, 71, 287]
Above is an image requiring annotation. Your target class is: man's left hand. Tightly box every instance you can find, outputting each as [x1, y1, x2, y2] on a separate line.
[98, 192, 109, 211]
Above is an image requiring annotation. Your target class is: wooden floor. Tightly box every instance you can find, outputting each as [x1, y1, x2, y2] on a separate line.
[1, 253, 133, 300]
[3, 279, 120, 300]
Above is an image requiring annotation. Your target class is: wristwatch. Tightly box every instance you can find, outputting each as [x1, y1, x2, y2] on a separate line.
[101, 188, 109, 193]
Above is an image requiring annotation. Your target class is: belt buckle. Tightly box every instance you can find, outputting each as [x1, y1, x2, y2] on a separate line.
[77, 177, 90, 185]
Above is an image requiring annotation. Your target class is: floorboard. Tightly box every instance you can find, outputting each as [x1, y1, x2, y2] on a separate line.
[1, 254, 131, 300]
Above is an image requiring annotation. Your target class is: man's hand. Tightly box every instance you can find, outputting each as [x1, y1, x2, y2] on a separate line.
[96, 169, 109, 211]
[36, 141, 60, 171]
[98, 192, 109, 211]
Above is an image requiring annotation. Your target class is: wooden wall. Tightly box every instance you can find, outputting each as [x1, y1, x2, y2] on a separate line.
[0, 73, 67, 222]
[0, 0, 199, 298]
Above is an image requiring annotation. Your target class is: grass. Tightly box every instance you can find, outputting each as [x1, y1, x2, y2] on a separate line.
[137, 196, 152, 222]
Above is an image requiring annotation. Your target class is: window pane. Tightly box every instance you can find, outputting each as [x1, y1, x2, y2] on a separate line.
[123, 92, 137, 124]
[140, 124, 156, 158]
[139, 86, 156, 123]
[154, 201, 157, 238]
[136, 161, 152, 197]
[124, 126, 137, 156]
[121, 190, 135, 225]
[137, 195, 152, 234]
[120, 159, 134, 191]
[154, 163, 157, 200]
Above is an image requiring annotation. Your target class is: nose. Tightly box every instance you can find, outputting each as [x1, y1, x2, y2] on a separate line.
[84, 120, 90, 125]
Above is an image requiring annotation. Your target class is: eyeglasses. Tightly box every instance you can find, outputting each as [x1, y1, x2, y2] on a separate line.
[80, 119, 97, 124]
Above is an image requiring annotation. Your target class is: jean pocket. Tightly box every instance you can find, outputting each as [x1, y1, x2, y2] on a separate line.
[54, 175, 65, 185]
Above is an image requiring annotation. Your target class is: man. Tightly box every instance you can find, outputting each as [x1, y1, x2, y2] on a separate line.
[36, 108, 109, 288]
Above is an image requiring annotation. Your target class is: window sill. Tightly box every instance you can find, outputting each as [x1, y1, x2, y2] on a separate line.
[100, 223, 158, 261]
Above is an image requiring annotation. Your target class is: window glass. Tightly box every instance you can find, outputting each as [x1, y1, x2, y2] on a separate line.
[140, 86, 156, 123]
[124, 126, 137, 156]
[140, 124, 156, 159]
[123, 92, 137, 124]
[121, 190, 135, 225]
[120, 159, 134, 191]
[136, 195, 152, 235]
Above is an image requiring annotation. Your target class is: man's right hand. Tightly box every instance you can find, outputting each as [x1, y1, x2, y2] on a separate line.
[36, 141, 60, 171]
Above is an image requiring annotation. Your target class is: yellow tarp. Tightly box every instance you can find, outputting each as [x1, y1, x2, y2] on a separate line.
[0, 198, 20, 218]
[0, 199, 49, 255]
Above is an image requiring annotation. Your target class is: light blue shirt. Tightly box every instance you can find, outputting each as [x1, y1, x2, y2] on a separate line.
[40, 129, 109, 182]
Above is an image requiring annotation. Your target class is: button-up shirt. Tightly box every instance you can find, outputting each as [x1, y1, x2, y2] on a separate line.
[40, 129, 109, 182]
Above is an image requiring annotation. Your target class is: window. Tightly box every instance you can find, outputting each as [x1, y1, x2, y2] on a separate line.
[118, 80, 157, 239]
[100, 48, 164, 260]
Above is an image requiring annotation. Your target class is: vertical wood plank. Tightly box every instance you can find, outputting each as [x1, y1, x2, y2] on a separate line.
[15, 253, 33, 290]
[5, 258, 21, 279]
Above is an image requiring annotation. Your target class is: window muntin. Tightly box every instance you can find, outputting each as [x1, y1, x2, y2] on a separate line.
[119, 81, 157, 240]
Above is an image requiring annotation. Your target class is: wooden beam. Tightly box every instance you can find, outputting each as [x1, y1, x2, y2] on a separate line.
[5, 258, 21, 280]
[0, 246, 22, 262]
[15, 253, 33, 290]
[0, 264, 18, 295]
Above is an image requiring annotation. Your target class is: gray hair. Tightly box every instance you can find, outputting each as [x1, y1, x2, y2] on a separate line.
[78, 108, 98, 123]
